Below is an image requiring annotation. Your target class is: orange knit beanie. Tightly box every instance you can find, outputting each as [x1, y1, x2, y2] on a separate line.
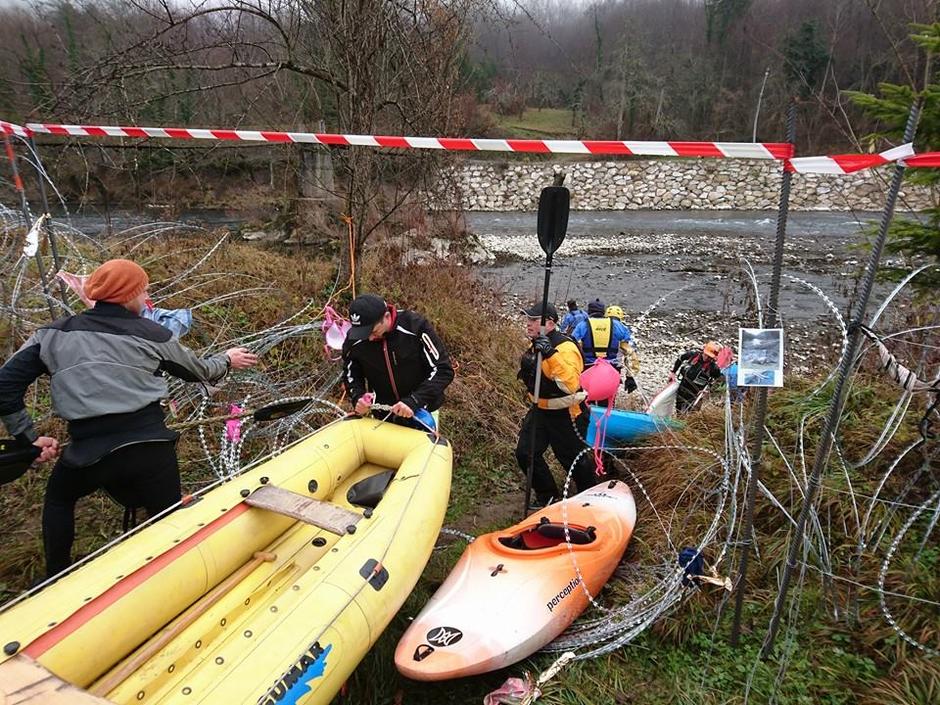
[85, 259, 149, 304]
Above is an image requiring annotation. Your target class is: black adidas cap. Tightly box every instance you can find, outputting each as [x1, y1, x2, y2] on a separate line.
[347, 294, 388, 341]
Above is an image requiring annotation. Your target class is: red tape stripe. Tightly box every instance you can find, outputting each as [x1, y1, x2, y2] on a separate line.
[375, 136, 411, 148]
[316, 133, 350, 146]
[260, 131, 293, 143]
[670, 142, 723, 158]
[831, 155, 885, 173]
[438, 138, 478, 150]
[506, 139, 551, 153]
[584, 141, 635, 155]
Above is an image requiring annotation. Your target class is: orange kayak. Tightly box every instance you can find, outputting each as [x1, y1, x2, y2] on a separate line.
[394, 480, 636, 680]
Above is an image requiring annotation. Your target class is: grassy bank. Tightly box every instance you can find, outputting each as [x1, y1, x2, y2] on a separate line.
[1, 235, 936, 704]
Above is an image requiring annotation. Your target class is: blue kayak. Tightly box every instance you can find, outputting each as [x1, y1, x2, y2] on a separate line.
[584, 406, 681, 446]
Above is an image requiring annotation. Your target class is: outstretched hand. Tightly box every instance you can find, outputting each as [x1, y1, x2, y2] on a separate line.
[226, 347, 259, 370]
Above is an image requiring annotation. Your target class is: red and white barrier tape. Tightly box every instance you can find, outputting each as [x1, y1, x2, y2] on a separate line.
[22, 122, 794, 159]
[902, 152, 940, 168]
[786, 143, 915, 174]
[1, 120, 30, 138]
[3, 117, 937, 173]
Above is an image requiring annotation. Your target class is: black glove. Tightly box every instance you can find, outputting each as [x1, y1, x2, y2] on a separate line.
[624, 376, 638, 393]
[532, 335, 556, 358]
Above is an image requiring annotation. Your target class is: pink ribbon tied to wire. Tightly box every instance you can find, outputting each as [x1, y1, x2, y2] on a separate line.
[579, 358, 621, 476]
[321, 305, 351, 361]
[225, 404, 244, 443]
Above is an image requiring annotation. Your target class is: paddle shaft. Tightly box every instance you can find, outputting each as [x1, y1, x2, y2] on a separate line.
[523, 252, 554, 518]
[89, 551, 277, 697]
[523, 175, 569, 518]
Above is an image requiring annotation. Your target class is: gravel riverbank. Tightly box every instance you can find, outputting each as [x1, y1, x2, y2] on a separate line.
[470, 211, 888, 399]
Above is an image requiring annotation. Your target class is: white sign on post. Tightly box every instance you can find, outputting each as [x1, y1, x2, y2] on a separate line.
[737, 328, 784, 388]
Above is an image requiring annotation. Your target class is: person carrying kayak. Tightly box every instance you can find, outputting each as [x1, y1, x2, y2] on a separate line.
[571, 299, 638, 393]
[342, 293, 454, 430]
[0, 259, 258, 577]
[515, 302, 599, 509]
[670, 341, 723, 413]
[560, 299, 588, 335]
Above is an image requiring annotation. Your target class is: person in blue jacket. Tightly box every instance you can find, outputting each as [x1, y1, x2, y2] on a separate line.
[560, 299, 588, 335]
[571, 299, 638, 392]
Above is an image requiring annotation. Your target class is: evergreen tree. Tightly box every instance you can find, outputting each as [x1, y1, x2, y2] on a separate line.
[846, 23, 940, 292]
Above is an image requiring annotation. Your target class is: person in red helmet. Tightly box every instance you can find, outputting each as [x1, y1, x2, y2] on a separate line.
[670, 341, 723, 414]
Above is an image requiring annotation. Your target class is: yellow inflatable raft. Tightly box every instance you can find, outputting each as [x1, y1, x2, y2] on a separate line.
[0, 417, 452, 705]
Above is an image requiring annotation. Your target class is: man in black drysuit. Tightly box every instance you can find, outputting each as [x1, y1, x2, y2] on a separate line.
[342, 293, 454, 430]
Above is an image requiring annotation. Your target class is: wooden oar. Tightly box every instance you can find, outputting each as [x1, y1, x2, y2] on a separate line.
[89, 551, 276, 697]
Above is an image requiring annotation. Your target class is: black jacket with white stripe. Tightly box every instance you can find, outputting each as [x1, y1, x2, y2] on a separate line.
[342, 308, 454, 413]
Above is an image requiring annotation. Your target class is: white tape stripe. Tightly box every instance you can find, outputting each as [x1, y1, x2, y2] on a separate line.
[881, 143, 914, 161]
[472, 138, 512, 151]
[546, 140, 591, 154]
[405, 137, 444, 149]
[185, 129, 219, 140]
[286, 132, 321, 144]
[716, 143, 774, 159]
[789, 157, 842, 174]
[343, 135, 380, 147]
[623, 141, 677, 156]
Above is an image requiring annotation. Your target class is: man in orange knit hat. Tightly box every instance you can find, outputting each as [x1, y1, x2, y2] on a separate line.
[0, 258, 258, 577]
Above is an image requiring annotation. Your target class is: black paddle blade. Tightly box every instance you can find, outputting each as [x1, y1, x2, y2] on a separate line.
[0, 439, 41, 485]
[536, 186, 570, 256]
[252, 398, 312, 422]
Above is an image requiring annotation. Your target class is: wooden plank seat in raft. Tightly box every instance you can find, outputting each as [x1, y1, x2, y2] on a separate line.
[0, 655, 114, 704]
[244, 485, 361, 535]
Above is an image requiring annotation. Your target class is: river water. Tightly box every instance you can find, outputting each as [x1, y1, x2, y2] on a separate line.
[54, 204, 901, 324]
[47, 205, 905, 382]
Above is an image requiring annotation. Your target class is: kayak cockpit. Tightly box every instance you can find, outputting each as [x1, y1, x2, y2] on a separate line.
[498, 518, 597, 550]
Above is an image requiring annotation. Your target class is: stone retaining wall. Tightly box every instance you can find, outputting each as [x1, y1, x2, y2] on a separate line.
[431, 159, 934, 211]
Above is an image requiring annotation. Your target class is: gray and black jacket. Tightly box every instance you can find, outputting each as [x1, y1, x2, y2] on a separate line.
[0, 302, 230, 466]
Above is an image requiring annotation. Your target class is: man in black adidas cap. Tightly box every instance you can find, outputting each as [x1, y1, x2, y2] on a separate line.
[342, 293, 454, 428]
